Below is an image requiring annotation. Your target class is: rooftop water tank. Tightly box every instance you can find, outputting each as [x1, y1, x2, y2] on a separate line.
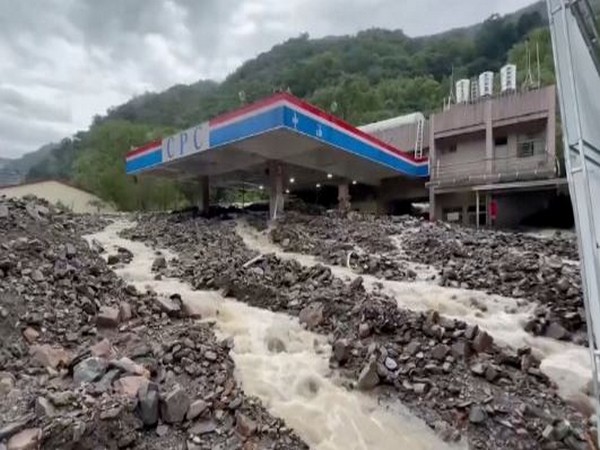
[479, 71, 494, 97]
[500, 64, 517, 92]
[456, 79, 471, 104]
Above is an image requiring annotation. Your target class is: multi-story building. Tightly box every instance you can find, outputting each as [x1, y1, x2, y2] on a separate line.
[427, 85, 567, 227]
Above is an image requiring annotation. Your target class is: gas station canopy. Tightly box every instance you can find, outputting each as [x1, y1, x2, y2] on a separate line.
[125, 93, 429, 188]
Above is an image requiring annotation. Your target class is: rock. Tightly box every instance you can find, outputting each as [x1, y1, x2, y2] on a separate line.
[465, 324, 479, 340]
[485, 365, 499, 382]
[299, 303, 324, 329]
[470, 363, 485, 376]
[472, 330, 494, 353]
[186, 399, 209, 420]
[152, 256, 167, 271]
[189, 420, 217, 435]
[114, 376, 148, 398]
[34, 397, 55, 418]
[30, 344, 71, 369]
[96, 306, 121, 328]
[267, 337, 286, 353]
[137, 382, 159, 426]
[73, 357, 108, 385]
[30, 270, 44, 282]
[0, 372, 15, 395]
[65, 243, 77, 257]
[100, 406, 122, 420]
[451, 341, 471, 359]
[235, 412, 257, 437]
[119, 302, 132, 321]
[93, 369, 120, 394]
[358, 323, 371, 338]
[384, 357, 398, 371]
[405, 341, 420, 356]
[357, 359, 380, 390]
[156, 296, 181, 317]
[413, 383, 428, 395]
[111, 357, 150, 377]
[107, 254, 120, 265]
[545, 322, 569, 340]
[332, 339, 350, 364]
[160, 386, 190, 423]
[349, 276, 364, 291]
[90, 339, 116, 359]
[0, 204, 8, 218]
[553, 420, 571, 440]
[7, 428, 41, 450]
[204, 350, 218, 361]
[431, 344, 450, 361]
[47, 391, 76, 407]
[469, 405, 487, 424]
[22, 328, 39, 344]
[155, 425, 169, 437]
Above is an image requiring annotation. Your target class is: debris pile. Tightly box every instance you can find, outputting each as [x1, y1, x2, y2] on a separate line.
[270, 212, 417, 281]
[271, 212, 584, 342]
[128, 213, 593, 450]
[0, 197, 307, 449]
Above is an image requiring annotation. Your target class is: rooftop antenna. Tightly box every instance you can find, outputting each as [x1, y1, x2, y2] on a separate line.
[523, 41, 536, 90]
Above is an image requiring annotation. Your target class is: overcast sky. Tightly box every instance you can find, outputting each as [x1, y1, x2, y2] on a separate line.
[0, 0, 536, 158]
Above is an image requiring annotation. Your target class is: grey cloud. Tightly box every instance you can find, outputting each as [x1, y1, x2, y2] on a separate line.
[0, 0, 535, 159]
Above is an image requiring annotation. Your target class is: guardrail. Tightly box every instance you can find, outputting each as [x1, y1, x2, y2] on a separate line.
[429, 152, 560, 187]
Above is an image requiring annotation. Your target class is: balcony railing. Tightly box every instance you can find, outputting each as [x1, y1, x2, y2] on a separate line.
[429, 151, 559, 188]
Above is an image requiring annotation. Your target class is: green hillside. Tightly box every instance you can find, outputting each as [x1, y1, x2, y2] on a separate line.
[15, 1, 554, 211]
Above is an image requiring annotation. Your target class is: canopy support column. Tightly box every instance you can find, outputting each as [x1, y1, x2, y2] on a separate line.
[268, 161, 284, 220]
[199, 176, 210, 215]
[338, 183, 351, 213]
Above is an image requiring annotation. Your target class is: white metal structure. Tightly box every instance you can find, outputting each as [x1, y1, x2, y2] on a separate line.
[500, 64, 518, 92]
[358, 112, 425, 133]
[478, 71, 494, 97]
[547, 0, 600, 443]
[455, 79, 470, 103]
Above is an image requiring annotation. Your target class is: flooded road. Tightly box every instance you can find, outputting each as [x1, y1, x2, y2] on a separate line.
[235, 222, 592, 401]
[88, 220, 459, 450]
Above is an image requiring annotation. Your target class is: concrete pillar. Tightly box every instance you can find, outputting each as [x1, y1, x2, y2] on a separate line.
[484, 100, 494, 175]
[198, 176, 210, 215]
[547, 85, 557, 163]
[268, 161, 284, 220]
[429, 188, 436, 221]
[337, 183, 351, 212]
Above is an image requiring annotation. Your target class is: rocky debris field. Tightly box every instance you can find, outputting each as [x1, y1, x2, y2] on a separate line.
[127, 212, 595, 450]
[270, 212, 585, 344]
[0, 197, 306, 450]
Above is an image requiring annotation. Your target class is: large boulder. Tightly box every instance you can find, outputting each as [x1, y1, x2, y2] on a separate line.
[160, 386, 190, 423]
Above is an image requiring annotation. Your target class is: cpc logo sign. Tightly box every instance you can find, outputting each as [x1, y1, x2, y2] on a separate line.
[162, 122, 209, 162]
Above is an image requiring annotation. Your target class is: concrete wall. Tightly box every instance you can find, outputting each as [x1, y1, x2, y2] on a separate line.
[0, 181, 114, 213]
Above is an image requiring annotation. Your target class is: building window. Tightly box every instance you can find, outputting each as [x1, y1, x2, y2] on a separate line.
[443, 207, 462, 222]
[446, 144, 457, 154]
[517, 141, 535, 158]
[494, 136, 508, 146]
[517, 135, 544, 158]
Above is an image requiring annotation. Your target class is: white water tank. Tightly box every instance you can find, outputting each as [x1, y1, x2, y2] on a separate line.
[500, 64, 517, 92]
[358, 112, 425, 133]
[479, 71, 494, 97]
[456, 79, 470, 103]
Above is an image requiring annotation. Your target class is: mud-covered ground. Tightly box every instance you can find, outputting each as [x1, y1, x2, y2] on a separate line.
[0, 198, 306, 450]
[124, 211, 595, 450]
[271, 212, 584, 344]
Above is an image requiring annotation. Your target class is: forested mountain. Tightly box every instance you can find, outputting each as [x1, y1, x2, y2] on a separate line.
[10, 1, 555, 210]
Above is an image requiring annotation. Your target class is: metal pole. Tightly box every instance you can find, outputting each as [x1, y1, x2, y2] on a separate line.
[476, 190, 480, 229]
